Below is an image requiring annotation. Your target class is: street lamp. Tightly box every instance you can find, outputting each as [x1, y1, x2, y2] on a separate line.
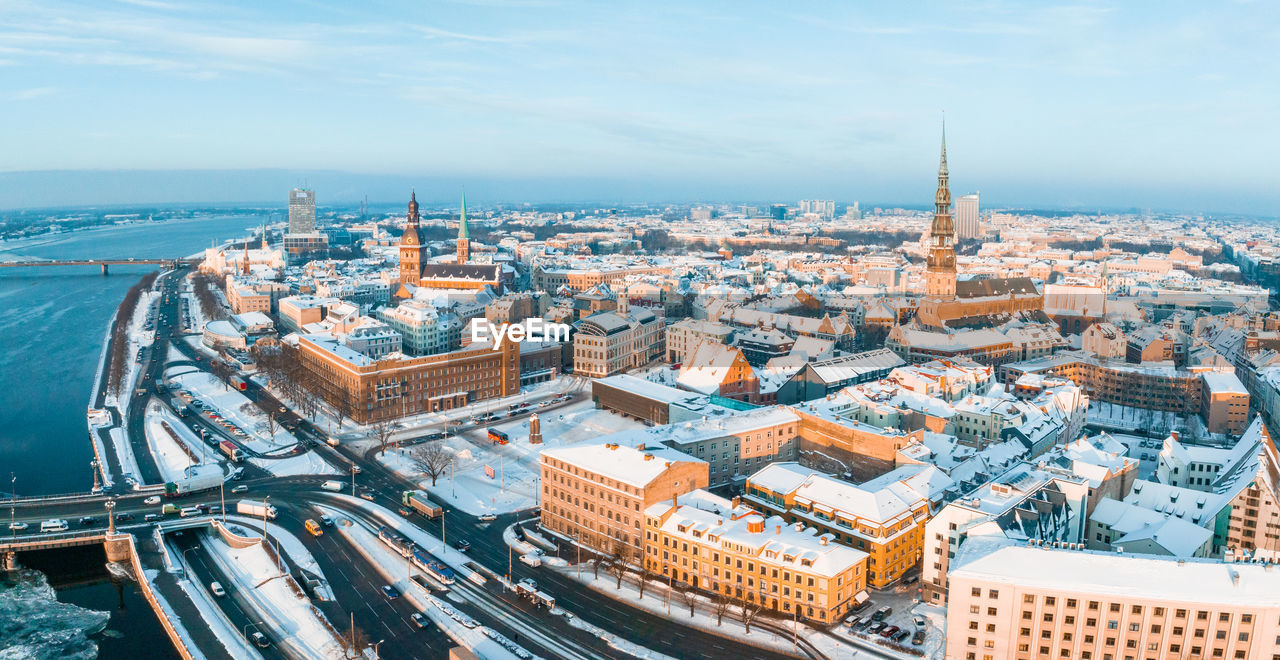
[9, 473, 15, 537]
[372, 639, 385, 659]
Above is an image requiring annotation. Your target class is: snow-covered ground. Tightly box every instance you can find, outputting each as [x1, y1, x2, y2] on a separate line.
[107, 427, 142, 487]
[200, 530, 346, 659]
[249, 451, 339, 478]
[222, 516, 336, 601]
[375, 399, 645, 516]
[144, 401, 212, 482]
[167, 369, 300, 453]
[171, 543, 263, 660]
[106, 288, 159, 410]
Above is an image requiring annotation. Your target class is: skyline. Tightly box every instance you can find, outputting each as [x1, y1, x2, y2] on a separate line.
[2, 1, 1278, 214]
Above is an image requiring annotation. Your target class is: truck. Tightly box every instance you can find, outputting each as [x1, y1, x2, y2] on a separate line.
[162, 504, 180, 515]
[218, 440, 242, 462]
[237, 499, 278, 520]
[229, 375, 248, 391]
[402, 491, 442, 519]
[163, 471, 224, 497]
[168, 395, 188, 416]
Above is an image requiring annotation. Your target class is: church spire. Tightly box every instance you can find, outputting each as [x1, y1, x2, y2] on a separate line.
[925, 117, 956, 300]
[458, 191, 469, 240]
[407, 189, 419, 225]
[456, 191, 471, 264]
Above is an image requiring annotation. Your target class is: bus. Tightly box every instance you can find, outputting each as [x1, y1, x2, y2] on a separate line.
[488, 429, 509, 445]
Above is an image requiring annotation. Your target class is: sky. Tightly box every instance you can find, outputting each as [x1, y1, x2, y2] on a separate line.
[0, 0, 1277, 213]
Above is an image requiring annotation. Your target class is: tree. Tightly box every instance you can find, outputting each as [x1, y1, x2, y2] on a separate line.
[370, 418, 396, 458]
[677, 581, 697, 617]
[210, 360, 232, 391]
[410, 442, 454, 487]
[714, 590, 732, 626]
[607, 542, 631, 590]
[341, 620, 371, 659]
[637, 565, 652, 600]
[740, 595, 763, 634]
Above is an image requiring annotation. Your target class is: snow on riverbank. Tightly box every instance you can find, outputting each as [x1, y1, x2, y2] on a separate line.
[200, 531, 345, 659]
[107, 427, 142, 487]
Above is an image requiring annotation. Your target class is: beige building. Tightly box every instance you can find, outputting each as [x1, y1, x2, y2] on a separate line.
[572, 309, 665, 378]
[644, 491, 869, 625]
[540, 442, 707, 557]
[945, 540, 1280, 660]
[1201, 372, 1250, 436]
[665, 319, 735, 363]
[1082, 322, 1127, 358]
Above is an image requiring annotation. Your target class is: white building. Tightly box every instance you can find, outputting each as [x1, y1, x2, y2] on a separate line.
[954, 193, 980, 239]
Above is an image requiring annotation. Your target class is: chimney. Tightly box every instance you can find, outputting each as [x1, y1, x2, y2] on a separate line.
[820, 536, 828, 546]
[776, 524, 781, 535]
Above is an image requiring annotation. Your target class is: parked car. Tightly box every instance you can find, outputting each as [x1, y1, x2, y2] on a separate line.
[381, 585, 400, 600]
[880, 625, 900, 638]
[912, 630, 926, 646]
[894, 629, 911, 643]
[868, 621, 886, 634]
[913, 615, 927, 630]
[872, 606, 893, 621]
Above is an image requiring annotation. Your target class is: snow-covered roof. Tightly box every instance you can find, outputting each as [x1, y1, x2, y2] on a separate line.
[540, 442, 703, 489]
[950, 538, 1280, 607]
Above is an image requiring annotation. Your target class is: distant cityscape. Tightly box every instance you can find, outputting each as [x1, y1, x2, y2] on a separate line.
[5, 119, 1280, 660]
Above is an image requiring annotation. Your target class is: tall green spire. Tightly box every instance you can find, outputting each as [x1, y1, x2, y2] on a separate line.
[458, 191, 469, 240]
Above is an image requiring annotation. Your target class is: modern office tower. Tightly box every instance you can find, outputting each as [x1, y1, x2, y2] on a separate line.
[799, 199, 835, 219]
[956, 192, 980, 239]
[288, 188, 316, 234]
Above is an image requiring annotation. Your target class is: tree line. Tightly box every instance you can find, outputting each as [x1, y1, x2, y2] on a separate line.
[107, 271, 160, 396]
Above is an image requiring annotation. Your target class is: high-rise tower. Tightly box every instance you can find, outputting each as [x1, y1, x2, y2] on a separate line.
[925, 121, 956, 299]
[288, 188, 316, 234]
[400, 191, 422, 287]
[456, 192, 471, 264]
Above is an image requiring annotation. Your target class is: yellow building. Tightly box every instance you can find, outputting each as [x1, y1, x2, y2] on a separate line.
[643, 490, 869, 624]
[745, 462, 929, 589]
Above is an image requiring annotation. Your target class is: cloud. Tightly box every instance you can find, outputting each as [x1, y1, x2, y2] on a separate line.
[10, 86, 56, 100]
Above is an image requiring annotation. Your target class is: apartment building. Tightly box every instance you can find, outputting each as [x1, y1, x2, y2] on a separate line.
[572, 310, 665, 378]
[276, 295, 339, 334]
[643, 491, 869, 625]
[540, 442, 708, 557]
[379, 300, 462, 356]
[666, 319, 735, 363]
[745, 463, 929, 588]
[922, 464, 1090, 605]
[945, 539, 1280, 660]
[1201, 372, 1251, 435]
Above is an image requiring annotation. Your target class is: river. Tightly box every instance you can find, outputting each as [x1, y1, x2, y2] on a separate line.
[0, 214, 265, 658]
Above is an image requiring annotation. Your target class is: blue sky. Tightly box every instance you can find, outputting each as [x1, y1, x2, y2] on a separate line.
[1, 1, 1277, 213]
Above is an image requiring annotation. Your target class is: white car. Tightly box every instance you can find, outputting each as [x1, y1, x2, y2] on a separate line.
[210, 581, 225, 597]
[144, 495, 161, 505]
[477, 513, 497, 522]
[8, 521, 28, 531]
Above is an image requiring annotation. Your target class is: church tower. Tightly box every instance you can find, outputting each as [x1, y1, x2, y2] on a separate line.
[456, 192, 471, 264]
[925, 120, 957, 299]
[400, 191, 423, 287]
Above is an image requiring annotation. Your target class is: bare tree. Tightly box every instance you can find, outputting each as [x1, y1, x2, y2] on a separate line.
[409, 442, 454, 486]
[740, 595, 762, 634]
[714, 590, 732, 626]
[370, 418, 396, 457]
[678, 581, 697, 617]
[608, 542, 631, 590]
[637, 565, 652, 600]
[341, 621, 371, 659]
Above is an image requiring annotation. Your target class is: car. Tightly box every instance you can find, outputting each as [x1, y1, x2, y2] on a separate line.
[279, 406, 287, 413]
[250, 632, 269, 648]
[232, 485, 249, 493]
[453, 540, 471, 552]
[114, 513, 134, 523]
[381, 585, 400, 600]
[210, 582, 225, 597]
[894, 630, 911, 643]
[880, 625, 900, 638]
[398, 507, 413, 517]
[359, 492, 375, 501]
[477, 513, 497, 522]
[144, 514, 162, 522]
[8, 521, 28, 531]
[207, 505, 221, 515]
[872, 606, 893, 621]
[912, 630, 926, 645]
[179, 506, 201, 518]
[410, 612, 429, 628]
[144, 496, 161, 505]
[79, 516, 98, 527]
[197, 504, 210, 513]
[518, 578, 538, 591]
[913, 615, 927, 630]
[350, 465, 362, 474]
[867, 621, 886, 634]
[319, 514, 334, 527]
[903, 574, 919, 585]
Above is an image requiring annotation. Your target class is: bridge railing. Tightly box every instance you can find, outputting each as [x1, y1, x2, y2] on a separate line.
[0, 529, 105, 548]
[6, 491, 109, 506]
